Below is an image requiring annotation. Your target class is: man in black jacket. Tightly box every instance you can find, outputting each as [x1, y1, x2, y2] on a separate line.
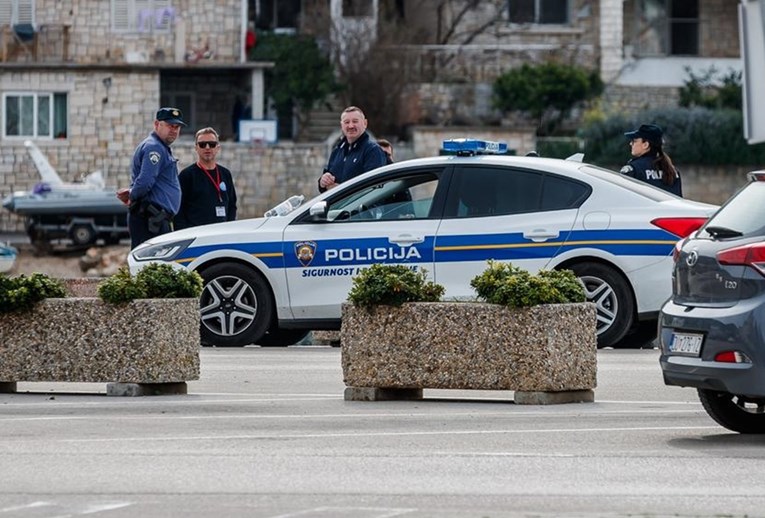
[175, 127, 238, 230]
[318, 106, 387, 193]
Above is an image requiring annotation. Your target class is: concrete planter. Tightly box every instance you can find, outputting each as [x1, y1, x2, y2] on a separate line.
[0, 297, 200, 396]
[341, 302, 597, 404]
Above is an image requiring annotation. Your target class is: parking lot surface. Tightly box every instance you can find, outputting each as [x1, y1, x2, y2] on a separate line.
[2, 347, 765, 518]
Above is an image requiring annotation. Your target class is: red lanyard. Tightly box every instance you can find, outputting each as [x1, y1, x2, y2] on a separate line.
[197, 162, 222, 202]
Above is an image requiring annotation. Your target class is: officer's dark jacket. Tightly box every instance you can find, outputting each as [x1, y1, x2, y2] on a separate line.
[319, 132, 387, 192]
[620, 154, 683, 197]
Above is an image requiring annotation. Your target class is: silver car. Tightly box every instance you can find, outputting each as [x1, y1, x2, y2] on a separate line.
[660, 171, 765, 433]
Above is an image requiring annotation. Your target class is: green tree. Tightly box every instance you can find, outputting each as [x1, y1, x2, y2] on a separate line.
[679, 66, 742, 110]
[493, 62, 603, 136]
[250, 32, 341, 139]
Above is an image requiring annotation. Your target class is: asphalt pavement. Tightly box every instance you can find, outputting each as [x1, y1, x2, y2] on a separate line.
[2, 347, 765, 518]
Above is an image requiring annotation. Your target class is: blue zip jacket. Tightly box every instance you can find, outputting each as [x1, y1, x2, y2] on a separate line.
[319, 131, 387, 192]
[129, 132, 182, 214]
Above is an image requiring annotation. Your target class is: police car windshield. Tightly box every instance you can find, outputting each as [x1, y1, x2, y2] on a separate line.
[580, 165, 680, 202]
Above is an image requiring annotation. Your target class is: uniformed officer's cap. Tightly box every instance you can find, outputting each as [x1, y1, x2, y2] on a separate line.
[156, 107, 187, 126]
[624, 124, 663, 146]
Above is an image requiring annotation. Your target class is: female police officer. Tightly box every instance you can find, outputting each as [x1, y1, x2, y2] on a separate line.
[621, 123, 682, 197]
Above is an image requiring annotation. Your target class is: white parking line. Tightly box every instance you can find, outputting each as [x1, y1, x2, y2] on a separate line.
[53, 424, 720, 443]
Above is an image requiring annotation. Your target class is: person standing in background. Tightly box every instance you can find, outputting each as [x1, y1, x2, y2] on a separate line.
[117, 107, 185, 249]
[621, 123, 682, 196]
[318, 106, 387, 193]
[378, 138, 394, 164]
[175, 127, 238, 230]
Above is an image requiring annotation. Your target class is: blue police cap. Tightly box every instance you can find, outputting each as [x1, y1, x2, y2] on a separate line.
[156, 107, 187, 126]
[624, 124, 663, 146]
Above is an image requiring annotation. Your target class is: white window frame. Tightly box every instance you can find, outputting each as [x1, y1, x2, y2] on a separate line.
[2, 91, 67, 140]
[0, 0, 35, 25]
[508, 0, 569, 25]
[111, 0, 173, 33]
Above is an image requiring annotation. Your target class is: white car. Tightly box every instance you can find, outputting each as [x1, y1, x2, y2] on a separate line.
[129, 139, 718, 348]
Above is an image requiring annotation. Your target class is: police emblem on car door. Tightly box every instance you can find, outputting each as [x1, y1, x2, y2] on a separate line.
[282, 168, 446, 320]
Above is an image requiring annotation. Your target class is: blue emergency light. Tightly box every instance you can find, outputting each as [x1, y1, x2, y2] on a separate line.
[441, 138, 508, 156]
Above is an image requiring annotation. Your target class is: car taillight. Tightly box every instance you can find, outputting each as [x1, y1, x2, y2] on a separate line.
[717, 243, 765, 277]
[714, 351, 752, 363]
[651, 217, 708, 238]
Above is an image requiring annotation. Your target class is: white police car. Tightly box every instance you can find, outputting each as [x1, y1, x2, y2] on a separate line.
[129, 139, 718, 348]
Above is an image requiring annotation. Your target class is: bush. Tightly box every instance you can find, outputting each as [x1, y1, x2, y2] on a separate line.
[0, 273, 67, 313]
[98, 264, 204, 304]
[493, 62, 602, 136]
[470, 261, 585, 308]
[347, 264, 445, 308]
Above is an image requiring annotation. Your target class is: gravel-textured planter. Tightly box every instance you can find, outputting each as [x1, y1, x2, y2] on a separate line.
[341, 302, 597, 404]
[0, 297, 200, 396]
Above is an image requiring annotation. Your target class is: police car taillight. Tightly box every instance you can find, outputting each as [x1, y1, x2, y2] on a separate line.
[442, 138, 508, 156]
[651, 217, 708, 238]
[747, 170, 765, 182]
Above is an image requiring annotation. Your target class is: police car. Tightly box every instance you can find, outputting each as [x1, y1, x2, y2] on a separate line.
[128, 139, 718, 348]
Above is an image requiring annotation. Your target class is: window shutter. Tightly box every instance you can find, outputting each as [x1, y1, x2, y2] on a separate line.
[0, 0, 13, 25]
[134, 0, 152, 32]
[153, 0, 173, 31]
[16, 0, 33, 25]
[111, 0, 130, 31]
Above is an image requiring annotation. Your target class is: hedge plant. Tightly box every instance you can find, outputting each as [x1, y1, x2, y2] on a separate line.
[97, 264, 204, 304]
[347, 264, 444, 308]
[470, 261, 585, 308]
[0, 273, 67, 313]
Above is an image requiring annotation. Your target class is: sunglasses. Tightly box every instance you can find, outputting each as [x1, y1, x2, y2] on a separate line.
[197, 141, 219, 149]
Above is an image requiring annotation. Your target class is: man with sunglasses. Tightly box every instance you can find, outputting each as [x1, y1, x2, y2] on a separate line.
[118, 107, 185, 248]
[174, 127, 238, 230]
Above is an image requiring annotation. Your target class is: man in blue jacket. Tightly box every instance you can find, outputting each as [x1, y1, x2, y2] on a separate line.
[318, 106, 388, 193]
[117, 107, 186, 248]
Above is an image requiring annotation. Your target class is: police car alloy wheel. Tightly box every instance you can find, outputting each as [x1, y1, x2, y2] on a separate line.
[570, 262, 634, 348]
[198, 262, 273, 347]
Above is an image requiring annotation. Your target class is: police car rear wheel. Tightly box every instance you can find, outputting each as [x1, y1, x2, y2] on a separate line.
[570, 262, 634, 349]
[198, 263, 273, 347]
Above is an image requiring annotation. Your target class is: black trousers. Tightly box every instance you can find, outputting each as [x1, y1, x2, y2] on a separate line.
[128, 212, 173, 249]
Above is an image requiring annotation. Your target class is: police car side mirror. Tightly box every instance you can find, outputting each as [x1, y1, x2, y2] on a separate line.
[309, 201, 328, 219]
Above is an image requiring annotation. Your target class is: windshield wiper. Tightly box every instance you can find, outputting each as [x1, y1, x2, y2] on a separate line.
[704, 225, 743, 238]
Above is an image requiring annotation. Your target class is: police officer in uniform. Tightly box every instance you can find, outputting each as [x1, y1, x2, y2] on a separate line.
[318, 106, 388, 193]
[117, 107, 186, 248]
[621, 123, 682, 196]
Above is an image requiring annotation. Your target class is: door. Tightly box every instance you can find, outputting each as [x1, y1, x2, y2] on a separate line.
[434, 165, 588, 299]
[282, 167, 447, 319]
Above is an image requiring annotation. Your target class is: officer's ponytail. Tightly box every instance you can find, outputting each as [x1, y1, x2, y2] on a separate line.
[651, 143, 678, 186]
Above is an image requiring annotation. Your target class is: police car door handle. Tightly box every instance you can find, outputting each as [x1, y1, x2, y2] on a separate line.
[523, 229, 559, 242]
[390, 234, 424, 245]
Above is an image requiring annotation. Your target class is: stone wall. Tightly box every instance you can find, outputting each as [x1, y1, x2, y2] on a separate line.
[36, 0, 243, 65]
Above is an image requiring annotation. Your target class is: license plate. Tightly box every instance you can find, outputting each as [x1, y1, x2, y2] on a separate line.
[669, 332, 703, 356]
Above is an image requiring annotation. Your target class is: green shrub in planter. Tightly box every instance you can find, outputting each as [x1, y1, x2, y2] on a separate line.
[470, 261, 585, 308]
[347, 264, 445, 308]
[0, 273, 67, 313]
[98, 264, 203, 304]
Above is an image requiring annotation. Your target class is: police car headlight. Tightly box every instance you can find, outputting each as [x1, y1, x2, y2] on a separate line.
[132, 239, 193, 261]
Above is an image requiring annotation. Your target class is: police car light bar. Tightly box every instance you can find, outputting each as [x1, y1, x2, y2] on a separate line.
[442, 138, 508, 156]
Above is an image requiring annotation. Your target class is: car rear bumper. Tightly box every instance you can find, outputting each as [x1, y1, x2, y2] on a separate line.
[659, 298, 765, 396]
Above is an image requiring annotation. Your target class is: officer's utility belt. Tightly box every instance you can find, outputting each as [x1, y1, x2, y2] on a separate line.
[131, 200, 173, 233]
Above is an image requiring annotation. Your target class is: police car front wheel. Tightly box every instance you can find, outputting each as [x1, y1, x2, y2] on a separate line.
[570, 262, 635, 349]
[198, 262, 274, 347]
